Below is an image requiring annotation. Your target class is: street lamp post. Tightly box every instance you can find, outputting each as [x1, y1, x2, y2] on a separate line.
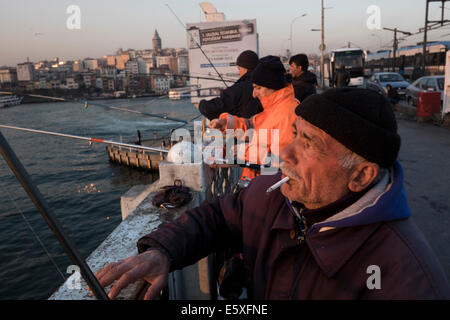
[321, 0, 324, 88]
[290, 13, 307, 55]
[311, 1, 332, 88]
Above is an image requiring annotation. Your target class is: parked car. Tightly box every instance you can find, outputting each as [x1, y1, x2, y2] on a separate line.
[405, 75, 444, 107]
[366, 72, 410, 98]
[364, 78, 387, 97]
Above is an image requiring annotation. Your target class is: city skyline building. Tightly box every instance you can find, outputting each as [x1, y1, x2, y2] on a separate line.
[152, 29, 162, 53]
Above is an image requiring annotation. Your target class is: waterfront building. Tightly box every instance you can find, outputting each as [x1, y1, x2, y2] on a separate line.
[128, 50, 136, 60]
[0, 67, 18, 84]
[17, 62, 35, 82]
[143, 58, 155, 73]
[38, 78, 50, 89]
[65, 77, 79, 90]
[72, 60, 84, 72]
[49, 79, 61, 89]
[95, 77, 115, 92]
[151, 74, 170, 94]
[177, 55, 189, 74]
[116, 54, 130, 70]
[100, 65, 117, 77]
[105, 55, 116, 67]
[83, 58, 99, 71]
[125, 60, 139, 75]
[156, 55, 172, 69]
[137, 58, 148, 74]
[82, 73, 96, 88]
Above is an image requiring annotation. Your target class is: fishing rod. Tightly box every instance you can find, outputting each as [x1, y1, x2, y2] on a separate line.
[0, 91, 196, 125]
[0, 124, 169, 153]
[149, 71, 237, 83]
[165, 4, 229, 89]
[0, 130, 109, 300]
[84, 101, 192, 124]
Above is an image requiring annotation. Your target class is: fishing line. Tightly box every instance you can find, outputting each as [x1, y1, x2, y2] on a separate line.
[165, 3, 230, 88]
[167, 113, 204, 136]
[0, 124, 169, 153]
[1, 91, 197, 125]
[0, 180, 67, 282]
[156, 71, 237, 83]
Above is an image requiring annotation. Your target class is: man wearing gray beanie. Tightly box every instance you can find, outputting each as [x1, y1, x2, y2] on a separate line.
[94, 88, 450, 300]
[198, 50, 263, 120]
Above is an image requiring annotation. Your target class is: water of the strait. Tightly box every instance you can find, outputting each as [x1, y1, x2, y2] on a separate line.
[0, 97, 199, 299]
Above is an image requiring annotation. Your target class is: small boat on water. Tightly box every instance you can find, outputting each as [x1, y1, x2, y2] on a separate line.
[0, 95, 23, 108]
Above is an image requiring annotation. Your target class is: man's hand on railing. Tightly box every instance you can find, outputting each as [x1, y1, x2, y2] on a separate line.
[91, 249, 170, 300]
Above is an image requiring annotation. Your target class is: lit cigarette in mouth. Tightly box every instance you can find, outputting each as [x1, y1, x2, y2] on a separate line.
[266, 176, 290, 193]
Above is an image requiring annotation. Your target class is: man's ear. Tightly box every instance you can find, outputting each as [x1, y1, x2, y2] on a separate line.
[348, 162, 379, 192]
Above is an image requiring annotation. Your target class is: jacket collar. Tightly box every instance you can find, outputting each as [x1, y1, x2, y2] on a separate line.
[271, 197, 382, 277]
[238, 71, 252, 83]
[258, 84, 295, 111]
[272, 197, 297, 230]
[272, 163, 407, 277]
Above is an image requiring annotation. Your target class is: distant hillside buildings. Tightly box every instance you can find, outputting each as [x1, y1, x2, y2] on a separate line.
[0, 30, 189, 97]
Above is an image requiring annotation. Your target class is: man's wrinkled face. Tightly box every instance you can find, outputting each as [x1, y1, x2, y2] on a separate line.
[252, 84, 276, 100]
[279, 117, 353, 209]
[289, 62, 303, 78]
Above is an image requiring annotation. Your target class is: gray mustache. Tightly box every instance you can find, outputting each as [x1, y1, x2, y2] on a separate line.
[279, 162, 301, 181]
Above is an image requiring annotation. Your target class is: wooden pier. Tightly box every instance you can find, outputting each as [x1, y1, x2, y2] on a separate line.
[106, 139, 168, 171]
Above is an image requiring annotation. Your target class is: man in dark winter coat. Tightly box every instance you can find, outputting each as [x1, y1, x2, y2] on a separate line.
[198, 50, 263, 120]
[289, 54, 317, 102]
[94, 88, 450, 300]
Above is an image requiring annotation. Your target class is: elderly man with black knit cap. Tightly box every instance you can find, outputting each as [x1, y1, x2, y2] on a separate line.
[198, 50, 263, 120]
[210, 55, 299, 180]
[94, 88, 450, 300]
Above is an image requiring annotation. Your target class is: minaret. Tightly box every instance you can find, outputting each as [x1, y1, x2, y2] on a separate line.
[152, 29, 162, 53]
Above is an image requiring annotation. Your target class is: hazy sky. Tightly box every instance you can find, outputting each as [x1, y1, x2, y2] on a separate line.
[1, 0, 449, 66]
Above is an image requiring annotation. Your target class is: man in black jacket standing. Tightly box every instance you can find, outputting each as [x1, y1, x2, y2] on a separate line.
[198, 50, 262, 120]
[334, 64, 351, 88]
[289, 54, 317, 102]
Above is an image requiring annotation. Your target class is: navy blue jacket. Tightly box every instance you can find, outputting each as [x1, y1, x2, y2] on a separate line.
[291, 70, 317, 102]
[198, 71, 262, 120]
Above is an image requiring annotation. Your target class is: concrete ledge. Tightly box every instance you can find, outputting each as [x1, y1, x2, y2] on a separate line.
[50, 160, 241, 300]
[49, 190, 201, 300]
[121, 184, 156, 220]
[158, 161, 214, 192]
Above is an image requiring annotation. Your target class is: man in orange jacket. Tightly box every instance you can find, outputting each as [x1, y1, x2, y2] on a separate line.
[210, 55, 299, 180]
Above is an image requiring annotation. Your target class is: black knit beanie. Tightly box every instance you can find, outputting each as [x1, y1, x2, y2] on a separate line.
[295, 88, 401, 168]
[236, 50, 259, 70]
[251, 55, 287, 90]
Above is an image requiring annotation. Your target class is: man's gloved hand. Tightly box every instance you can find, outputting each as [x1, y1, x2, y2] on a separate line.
[92, 249, 170, 300]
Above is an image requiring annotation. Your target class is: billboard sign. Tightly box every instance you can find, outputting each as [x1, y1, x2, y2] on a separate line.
[186, 19, 258, 104]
